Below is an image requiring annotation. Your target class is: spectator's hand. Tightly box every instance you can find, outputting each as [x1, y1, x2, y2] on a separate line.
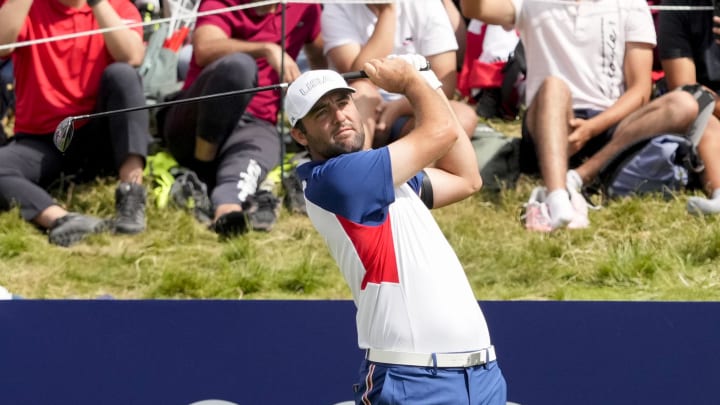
[265, 43, 302, 83]
[568, 117, 594, 155]
[714, 16, 720, 44]
[375, 99, 405, 139]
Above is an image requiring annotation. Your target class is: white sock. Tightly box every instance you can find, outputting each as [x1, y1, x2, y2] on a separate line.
[566, 169, 583, 193]
[546, 189, 574, 229]
[687, 188, 720, 215]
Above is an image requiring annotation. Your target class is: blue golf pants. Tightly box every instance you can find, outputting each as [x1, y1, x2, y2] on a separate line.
[353, 359, 506, 404]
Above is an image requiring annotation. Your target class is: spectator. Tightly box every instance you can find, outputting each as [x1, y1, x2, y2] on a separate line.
[0, 58, 12, 145]
[161, 1, 325, 236]
[285, 56, 505, 404]
[322, 1, 478, 149]
[461, 0, 704, 231]
[0, 0, 150, 247]
[658, 0, 720, 214]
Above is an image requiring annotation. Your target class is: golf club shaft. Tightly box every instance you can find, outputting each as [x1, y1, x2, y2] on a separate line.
[69, 70, 369, 122]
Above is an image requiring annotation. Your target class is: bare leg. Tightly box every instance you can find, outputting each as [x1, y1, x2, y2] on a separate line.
[525, 77, 575, 228]
[575, 90, 698, 184]
[33, 205, 69, 229]
[687, 116, 720, 215]
[214, 203, 243, 221]
[524, 76, 574, 192]
[449, 100, 478, 139]
[119, 154, 144, 184]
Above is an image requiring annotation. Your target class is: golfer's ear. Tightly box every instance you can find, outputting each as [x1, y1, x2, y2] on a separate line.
[289, 127, 308, 147]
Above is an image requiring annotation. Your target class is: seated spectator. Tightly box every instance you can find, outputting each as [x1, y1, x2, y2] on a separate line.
[461, 0, 709, 231]
[322, 1, 478, 149]
[0, 0, 150, 247]
[160, 0, 325, 236]
[658, 0, 720, 214]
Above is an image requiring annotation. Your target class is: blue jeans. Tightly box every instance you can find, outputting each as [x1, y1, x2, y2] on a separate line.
[354, 360, 506, 404]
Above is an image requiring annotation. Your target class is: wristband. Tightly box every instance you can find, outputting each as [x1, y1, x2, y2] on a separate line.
[87, 0, 104, 7]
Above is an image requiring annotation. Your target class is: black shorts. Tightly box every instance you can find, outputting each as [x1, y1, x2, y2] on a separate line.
[657, 0, 720, 90]
[519, 109, 616, 174]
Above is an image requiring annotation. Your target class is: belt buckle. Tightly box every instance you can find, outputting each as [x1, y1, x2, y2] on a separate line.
[467, 350, 485, 366]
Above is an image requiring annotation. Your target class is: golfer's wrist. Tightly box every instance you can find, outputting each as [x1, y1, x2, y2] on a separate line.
[87, 0, 104, 7]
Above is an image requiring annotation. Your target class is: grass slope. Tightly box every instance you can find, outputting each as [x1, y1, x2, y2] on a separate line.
[1, 118, 719, 300]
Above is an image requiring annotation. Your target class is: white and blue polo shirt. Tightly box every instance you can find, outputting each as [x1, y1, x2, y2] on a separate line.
[296, 147, 491, 353]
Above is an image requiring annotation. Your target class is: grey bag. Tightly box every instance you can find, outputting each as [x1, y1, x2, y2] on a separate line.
[599, 84, 715, 198]
[138, 23, 182, 102]
[471, 123, 521, 191]
[603, 134, 693, 199]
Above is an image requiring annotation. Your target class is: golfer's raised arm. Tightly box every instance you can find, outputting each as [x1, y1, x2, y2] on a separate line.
[362, 58, 456, 187]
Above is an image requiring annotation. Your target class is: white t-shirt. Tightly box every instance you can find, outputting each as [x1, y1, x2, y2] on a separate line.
[511, 0, 656, 110]
[322, 1, 457, 63]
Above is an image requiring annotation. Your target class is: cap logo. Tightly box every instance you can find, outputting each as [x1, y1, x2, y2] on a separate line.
[299, 75, 334, 96]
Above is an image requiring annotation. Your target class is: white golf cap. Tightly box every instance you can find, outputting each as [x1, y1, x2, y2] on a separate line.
[285, 70, 355, 127]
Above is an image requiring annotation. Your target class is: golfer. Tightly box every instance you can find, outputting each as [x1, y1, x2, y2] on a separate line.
[285, 56, 506, 404]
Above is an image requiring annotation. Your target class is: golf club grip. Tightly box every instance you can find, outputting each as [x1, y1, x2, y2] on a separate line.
[341, 71, 368, 80]
[341, 63, 431, 81]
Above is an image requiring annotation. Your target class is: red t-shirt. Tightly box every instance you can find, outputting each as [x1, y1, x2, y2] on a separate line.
[5, 0, 143, 134]
[184, 1, 321, 125]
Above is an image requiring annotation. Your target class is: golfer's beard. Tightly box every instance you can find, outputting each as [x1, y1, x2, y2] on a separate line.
[320, 129, 365, 159]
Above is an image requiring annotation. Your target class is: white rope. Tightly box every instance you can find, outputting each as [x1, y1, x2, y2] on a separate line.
[0, 0, 714, 52]
[509, 0, 712, 11]
[0, 0, 279, 51]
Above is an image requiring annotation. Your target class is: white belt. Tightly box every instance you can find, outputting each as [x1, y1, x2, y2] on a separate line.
[366, 346, 496, 368]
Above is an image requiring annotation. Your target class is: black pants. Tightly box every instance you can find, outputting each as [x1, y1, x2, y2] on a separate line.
[0, 62, 151, 221]
[162, 52, 281, 207]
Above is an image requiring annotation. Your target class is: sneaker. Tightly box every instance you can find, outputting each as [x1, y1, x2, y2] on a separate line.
[114, 182, 147, 234]
[169, 168, 213, 225]
[245, 190, 281, 232]
[48, 213, 108, 247]
[282, 169, 307, 215]
[211, 211, 248, 237]
[521, 186, 553, 233]
[567, 188, 590, 229]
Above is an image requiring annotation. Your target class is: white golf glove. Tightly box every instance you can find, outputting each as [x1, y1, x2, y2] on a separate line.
[387, 54, 442, 90]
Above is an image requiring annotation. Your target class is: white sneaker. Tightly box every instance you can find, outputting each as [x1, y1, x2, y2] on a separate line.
[521, 187, 553, 232]
[568, 188, 590, 229]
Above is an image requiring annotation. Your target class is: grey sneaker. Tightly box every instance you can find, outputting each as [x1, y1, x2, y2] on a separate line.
[245, 190, 281, 232]
[48, 213, 108, 247]
[169, 168, 213, 225]
[114, 182, 147, 234]
[282, 169, 307, 215]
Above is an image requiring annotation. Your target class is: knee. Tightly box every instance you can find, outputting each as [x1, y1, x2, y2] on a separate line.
[450, 100, 478, 138]
[102, 62, 141, 87]
[660, 91, 699, 129]
[536, 76, 571, 99]
[211, 53, 258, 86]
